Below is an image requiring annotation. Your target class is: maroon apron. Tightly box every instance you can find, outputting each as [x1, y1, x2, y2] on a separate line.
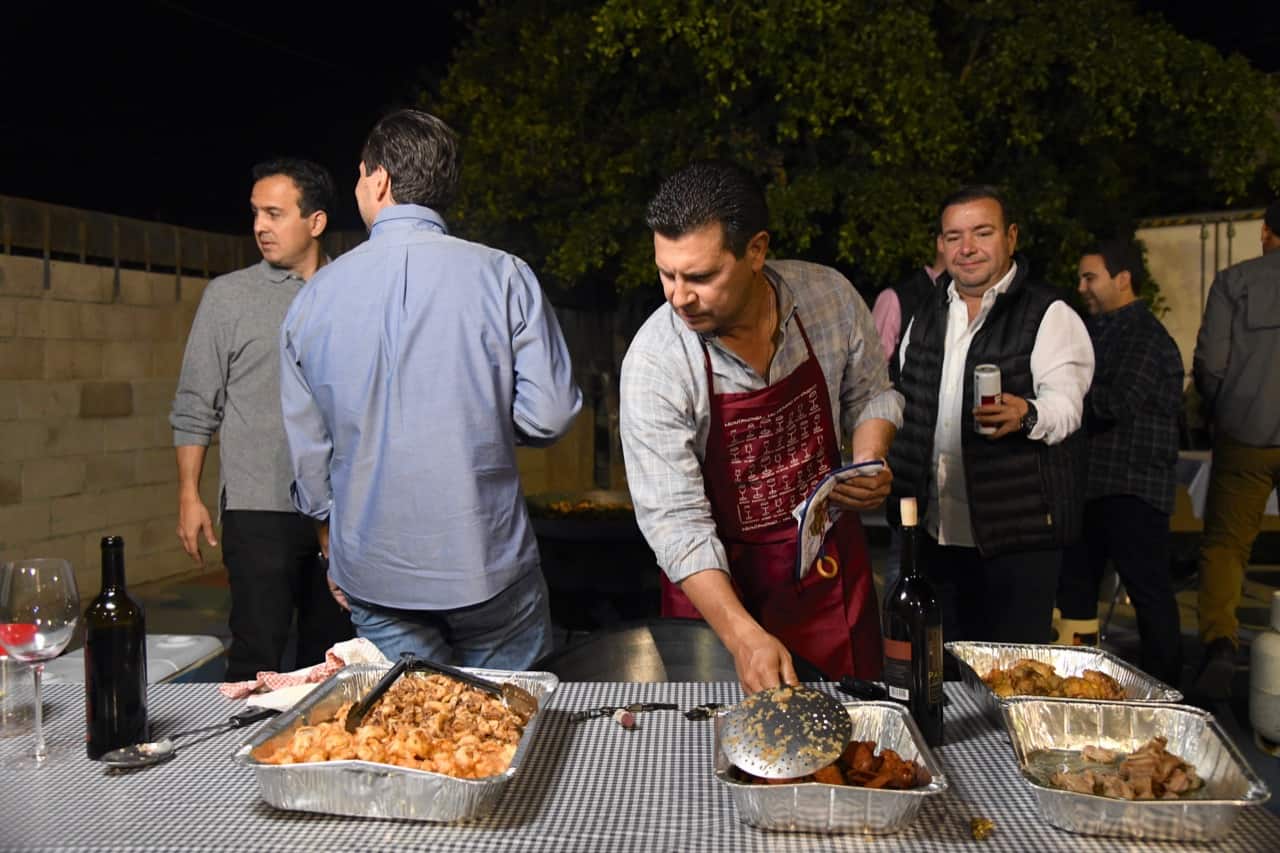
[660, 314, 882, 679]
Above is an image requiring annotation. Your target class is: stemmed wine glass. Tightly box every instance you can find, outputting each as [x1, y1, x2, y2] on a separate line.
[0, 559, 80, 765]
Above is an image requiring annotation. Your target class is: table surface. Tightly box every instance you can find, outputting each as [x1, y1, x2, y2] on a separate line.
[4, 681, 1279, 852]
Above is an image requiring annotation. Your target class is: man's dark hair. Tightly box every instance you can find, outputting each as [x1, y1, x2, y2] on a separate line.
[1083, 238, 1145, 295]
[251, 158, 335, 217]
[361, 109, 460, 211]
[1266, 200, 1280, 233]
[645, 161, 769, 257]
[938, 184, 1015, 232]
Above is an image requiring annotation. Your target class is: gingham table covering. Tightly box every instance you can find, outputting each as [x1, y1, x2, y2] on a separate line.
[3, 681, 1277, 852]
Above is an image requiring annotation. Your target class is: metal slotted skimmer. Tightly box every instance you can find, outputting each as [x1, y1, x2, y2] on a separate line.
[719, 685, 852, 779]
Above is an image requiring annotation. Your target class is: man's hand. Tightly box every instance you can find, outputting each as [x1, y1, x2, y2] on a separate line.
[326, 574, 350, 611]
[729, 625, 800, 694]
[176, 494, 217, 567]
[317, 521, 330, 560]
[314, 521, 347, 609]
[974, 393, 1030, 439]
[829, 464, 893, 511]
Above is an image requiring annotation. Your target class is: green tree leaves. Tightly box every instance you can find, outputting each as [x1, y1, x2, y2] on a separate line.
[433, 0, 1280, 298]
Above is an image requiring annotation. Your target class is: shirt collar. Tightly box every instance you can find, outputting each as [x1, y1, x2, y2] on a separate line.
[370, 204, 449, 237]
[259, 258, 306, 284]
[1092, 298, 1145, 328]
[258, 256, 333, 284]
[695, 262, 797, 342]
[945, 260, 1018, 306]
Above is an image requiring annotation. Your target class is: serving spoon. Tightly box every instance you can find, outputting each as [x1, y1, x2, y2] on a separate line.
[98, 707, 278, 769]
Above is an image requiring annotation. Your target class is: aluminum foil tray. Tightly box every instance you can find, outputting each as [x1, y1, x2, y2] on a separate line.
[1002, 698, 1270, 842]
[946, 641, 1182, 727]
[714, 700, 948, 834]
[231, 663, 559, 822]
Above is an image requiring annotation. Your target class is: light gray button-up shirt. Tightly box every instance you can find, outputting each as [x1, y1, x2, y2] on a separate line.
[620, 260, 903, 584]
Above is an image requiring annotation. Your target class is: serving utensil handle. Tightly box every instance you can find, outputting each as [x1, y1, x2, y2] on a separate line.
[344, 654, 412, 732]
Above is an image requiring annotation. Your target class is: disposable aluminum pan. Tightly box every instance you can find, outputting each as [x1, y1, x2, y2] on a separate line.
[1002, 698, 1270, 842]
[231, 663, 559, 822]
[946, 641, 1182, 727]
[714, 700, 948, 834]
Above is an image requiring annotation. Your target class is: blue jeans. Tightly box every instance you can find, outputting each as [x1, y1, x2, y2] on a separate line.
[344, 569, 554, 670]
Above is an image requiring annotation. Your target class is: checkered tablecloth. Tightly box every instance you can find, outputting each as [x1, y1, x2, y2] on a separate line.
[3, 681, 1278, 852]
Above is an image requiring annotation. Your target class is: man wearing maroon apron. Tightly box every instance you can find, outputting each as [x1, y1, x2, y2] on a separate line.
[621, 162, 902, 693]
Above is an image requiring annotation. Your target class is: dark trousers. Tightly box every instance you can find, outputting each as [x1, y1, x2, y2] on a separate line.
[221, 510, 354, 680]
[1058, 495, 1183, 687]
[918, 535, 1061, 644]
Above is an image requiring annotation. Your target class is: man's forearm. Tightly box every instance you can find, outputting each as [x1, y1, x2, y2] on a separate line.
[678, 569, 762, 655]
[851, 417, 896, 462]
[176, 445, 208, 500]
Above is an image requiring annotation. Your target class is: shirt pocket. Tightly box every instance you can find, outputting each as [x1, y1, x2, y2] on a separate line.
[1245, 284, 1280, 331]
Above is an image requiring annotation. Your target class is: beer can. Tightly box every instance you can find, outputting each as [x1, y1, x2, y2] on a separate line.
[974, 364, 1001, 435]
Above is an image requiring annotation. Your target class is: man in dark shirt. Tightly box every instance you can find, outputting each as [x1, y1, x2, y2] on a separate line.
[1056, 239, 1184, 687]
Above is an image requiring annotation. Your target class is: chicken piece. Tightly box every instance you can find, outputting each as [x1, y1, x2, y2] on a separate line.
[1051, 770, 1098, 795]
[812, 764, 845, 786]
[1081, 668, 1125, 699]
[863, 771, 896, 789]
[845, 740, 878, 774]
[1060, 676, 1106, 699]
[914, 763, 933, 787]
[1081, 745, 1120, 764]
[1100, 774, 1137, 800]
[1163, 768, 1194, 794]
[1013, 658, 1056, 679]
[1129, 776, 1156, 799]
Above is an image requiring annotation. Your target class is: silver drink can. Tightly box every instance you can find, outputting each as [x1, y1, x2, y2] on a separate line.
[974, 364, 1001, 435]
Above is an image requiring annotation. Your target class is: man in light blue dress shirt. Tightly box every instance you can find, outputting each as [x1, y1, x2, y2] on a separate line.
[280, 109, 583, 668]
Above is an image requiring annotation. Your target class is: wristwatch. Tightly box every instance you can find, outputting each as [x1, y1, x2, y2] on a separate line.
[1020, 399, 1039, 435]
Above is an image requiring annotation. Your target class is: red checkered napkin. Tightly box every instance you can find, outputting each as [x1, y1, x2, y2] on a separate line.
[218, 638, 390, 699]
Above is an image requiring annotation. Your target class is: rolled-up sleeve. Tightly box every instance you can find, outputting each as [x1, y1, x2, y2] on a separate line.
[619, 345, 728, 584]
[279, 296, 333, 521]
[170, 287, 227, 446]
[507, 258, 583, 447]
[1028, 302, 1095, 445]
[840, 287, 904, 438]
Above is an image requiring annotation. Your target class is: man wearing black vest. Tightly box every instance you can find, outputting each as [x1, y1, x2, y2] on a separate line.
[888, 186, 1094, 644]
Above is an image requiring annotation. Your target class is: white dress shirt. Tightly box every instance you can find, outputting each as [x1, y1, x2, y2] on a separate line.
[899, 263, 1095, 546]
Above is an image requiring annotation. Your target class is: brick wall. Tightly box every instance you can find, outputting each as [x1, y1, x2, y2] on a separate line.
[0, 251, 600, 595]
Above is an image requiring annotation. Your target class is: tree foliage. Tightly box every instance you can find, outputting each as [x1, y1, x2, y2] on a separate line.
[432, 0, 1280, 298]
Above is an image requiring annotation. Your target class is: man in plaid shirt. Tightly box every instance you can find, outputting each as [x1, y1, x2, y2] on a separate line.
[1056, 239, 1185, 687]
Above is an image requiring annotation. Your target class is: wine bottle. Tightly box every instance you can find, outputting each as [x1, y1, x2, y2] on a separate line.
[881, 497, 944, 746]
[84, 536, 148, 759]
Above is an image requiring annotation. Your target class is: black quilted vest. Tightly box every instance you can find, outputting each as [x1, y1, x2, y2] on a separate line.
[887, 267, 937, 385]
[887, 260, 1086, 556]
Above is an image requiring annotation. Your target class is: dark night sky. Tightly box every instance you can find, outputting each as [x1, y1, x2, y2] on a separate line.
[0, 1, 1274, 237]
[0, 1, 473, 233]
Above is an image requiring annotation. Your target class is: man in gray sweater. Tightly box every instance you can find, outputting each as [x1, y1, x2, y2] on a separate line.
[1192, 199, 1280, 697]
[170, 158, 353, 680]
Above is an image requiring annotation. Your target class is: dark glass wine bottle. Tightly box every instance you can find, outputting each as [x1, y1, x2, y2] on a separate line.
[881, 497, 943, 746]
[84, 536, 148, 759]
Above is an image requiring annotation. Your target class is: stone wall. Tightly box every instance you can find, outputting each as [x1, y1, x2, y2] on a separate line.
[0, 251, 598, 594]
[0, 254, 211, 596]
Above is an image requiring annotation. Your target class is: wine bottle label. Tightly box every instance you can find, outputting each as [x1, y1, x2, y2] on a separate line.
[927, 625, 944, 704]
[883, 637, 911, 701]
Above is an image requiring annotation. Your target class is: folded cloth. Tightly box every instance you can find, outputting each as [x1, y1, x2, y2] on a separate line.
[218, 638, 391, 701]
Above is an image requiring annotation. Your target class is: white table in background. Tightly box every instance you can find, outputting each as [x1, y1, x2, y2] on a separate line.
[42, 634, 224, 686]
